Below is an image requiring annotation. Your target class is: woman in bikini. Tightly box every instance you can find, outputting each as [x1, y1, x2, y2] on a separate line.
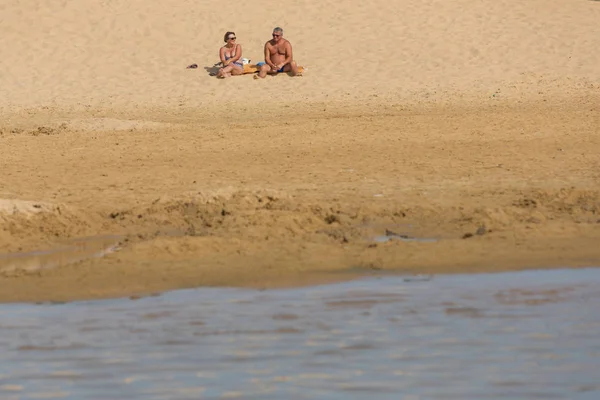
[217, 31, 243, 78]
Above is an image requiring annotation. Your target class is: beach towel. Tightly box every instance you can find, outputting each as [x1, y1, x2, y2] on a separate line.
[242, 63, 305, 74]
[204, 61, 305, 76]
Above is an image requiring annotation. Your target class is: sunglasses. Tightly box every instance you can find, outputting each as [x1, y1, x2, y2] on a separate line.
[228, 37, 236, 40]
[272, 34, 281, 37]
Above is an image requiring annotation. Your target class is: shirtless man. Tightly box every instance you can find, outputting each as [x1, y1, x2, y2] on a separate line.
[256, 27, 299, 79]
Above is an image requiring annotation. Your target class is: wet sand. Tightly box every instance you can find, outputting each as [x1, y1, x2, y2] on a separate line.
[1, 0, 600, 302]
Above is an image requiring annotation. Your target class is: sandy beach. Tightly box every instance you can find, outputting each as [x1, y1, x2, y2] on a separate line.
[1, 0, 599, 302]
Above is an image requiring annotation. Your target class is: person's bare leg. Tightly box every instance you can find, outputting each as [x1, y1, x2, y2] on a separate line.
[283, 61, 299, 76]
[256, 64, 271, 79]
[231, 66, 243, 76]
[281, 61, 300, 76]
[218, 64, 234, 78]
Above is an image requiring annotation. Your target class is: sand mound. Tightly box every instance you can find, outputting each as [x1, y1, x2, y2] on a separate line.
[67, 118, 172, 132]
[0, 199, 54, 216]
[1, 117, 171, 135]
[0, 200, 103, 253]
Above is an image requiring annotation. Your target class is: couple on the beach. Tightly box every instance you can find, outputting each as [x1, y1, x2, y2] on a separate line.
[217, 27, 300, 79]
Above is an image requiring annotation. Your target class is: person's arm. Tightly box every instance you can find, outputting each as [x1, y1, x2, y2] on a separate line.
[219, 47, 227, 65]
[280, 42, 293, 67]
[264, 42, 276, 69]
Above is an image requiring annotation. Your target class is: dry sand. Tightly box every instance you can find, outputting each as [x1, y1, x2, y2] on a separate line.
[0, 0, 599, 302]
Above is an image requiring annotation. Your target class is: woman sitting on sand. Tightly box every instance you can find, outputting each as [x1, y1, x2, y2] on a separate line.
[217, 32, 243, 78]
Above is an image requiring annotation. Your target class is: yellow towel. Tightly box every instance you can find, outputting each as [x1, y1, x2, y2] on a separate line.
[243, 64, 305, 74]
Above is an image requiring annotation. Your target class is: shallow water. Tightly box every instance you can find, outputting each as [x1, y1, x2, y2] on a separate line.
[1, 269, 599, 399]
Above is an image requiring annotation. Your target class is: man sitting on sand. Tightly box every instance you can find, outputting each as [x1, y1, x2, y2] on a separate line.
[255, 27, 300, 79]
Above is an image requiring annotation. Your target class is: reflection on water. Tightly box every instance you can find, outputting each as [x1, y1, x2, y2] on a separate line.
[1, 269, 600, 399]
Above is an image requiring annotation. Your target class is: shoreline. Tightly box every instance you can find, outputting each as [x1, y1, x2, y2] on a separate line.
[1, 248, 599, 304]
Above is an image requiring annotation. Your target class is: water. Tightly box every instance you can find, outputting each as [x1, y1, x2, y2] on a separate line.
[1, 268, 599, 399]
